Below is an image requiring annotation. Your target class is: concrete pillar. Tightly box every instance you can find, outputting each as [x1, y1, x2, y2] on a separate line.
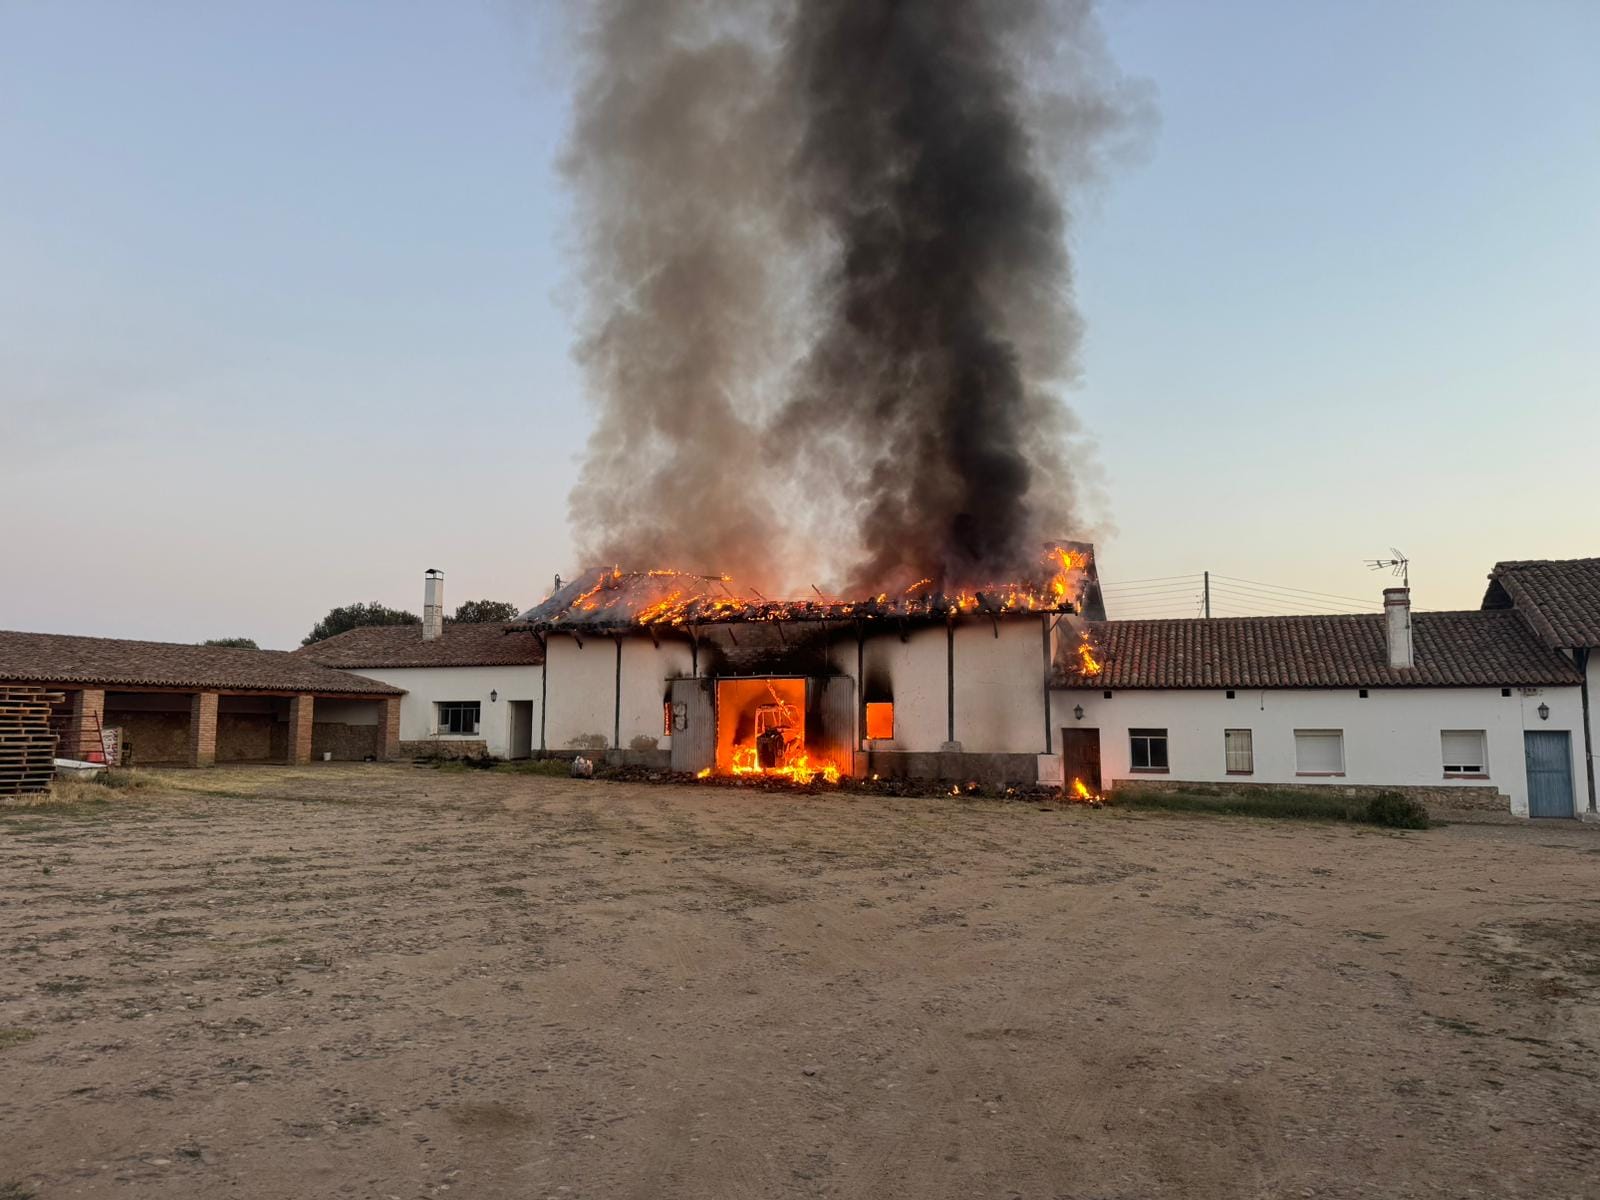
[188, 692, 218, 767]
[287, 695, 314, 764]
[375, 696, 400, 761]
[67, 688, 106, 761]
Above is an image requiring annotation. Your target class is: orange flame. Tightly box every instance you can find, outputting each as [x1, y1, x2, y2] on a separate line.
[725, 746, 841, 785]
[1076, 632, 1104, 677]
[1070, 777, 1099, 802]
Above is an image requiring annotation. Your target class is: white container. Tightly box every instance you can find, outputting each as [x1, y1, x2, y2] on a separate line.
[322, 751, 332, 762]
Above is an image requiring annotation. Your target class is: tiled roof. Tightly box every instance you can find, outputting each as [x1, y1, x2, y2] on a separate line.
[294, 622, 544, 669]
[1482, 558, 1600, 648]
[0, 631, 403, 695]
[1055, 611, 1580, 690]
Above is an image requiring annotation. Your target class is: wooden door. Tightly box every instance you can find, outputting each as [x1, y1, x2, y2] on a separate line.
[1062, 727, 1102, 794]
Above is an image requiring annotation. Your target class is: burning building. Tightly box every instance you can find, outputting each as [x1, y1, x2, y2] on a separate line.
[522, 543, 1107, 786]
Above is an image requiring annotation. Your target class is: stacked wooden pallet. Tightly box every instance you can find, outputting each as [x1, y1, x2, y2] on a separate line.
[0, 686, 62, 796]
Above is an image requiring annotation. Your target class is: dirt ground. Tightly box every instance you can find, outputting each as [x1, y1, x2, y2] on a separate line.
[3, 766, 1599, 1200]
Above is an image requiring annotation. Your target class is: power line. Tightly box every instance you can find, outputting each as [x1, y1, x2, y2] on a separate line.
[1204, 584, 1365, 614]
[1209, 574, 1376, 607]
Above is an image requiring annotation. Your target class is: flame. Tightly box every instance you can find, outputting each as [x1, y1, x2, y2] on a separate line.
[1070, 777, 1099, 802]
[726, 745, 841, 785]
[1076, 632, 1103, 676]
[696, 767, 711, 779]
[539, 545, 1091, 631]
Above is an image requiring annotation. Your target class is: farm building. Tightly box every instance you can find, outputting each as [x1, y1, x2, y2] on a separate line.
[517, 546, 1596, 820]
[0, 630, 403, 766]
[296, 570, 545, 760]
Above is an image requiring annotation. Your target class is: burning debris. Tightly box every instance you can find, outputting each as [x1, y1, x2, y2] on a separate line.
[561, 1, 1140, 597]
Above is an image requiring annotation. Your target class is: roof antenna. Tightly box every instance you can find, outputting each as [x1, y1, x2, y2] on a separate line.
[1366, 548, 1409, 589]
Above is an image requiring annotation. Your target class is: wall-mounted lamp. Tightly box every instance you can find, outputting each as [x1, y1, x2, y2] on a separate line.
[1073, 705, 1085, 721]
[490, 690, 499, 704]
[1537, 702, 1550, 721]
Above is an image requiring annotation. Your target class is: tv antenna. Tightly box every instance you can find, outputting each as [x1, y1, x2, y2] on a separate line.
[1366, 548, 1409, 589]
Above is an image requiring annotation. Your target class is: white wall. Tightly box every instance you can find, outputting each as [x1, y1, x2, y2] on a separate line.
[1050, 684, 1587, 817]
[345, 664, 543, 758]
[620, 637, 694, 751]
[953, 618, 1050, 754]
[859, 625, 948, 752]
[543, 634, 697, 753]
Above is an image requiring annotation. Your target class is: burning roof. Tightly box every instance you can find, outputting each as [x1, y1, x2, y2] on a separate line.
[523, 542, 1104, 633]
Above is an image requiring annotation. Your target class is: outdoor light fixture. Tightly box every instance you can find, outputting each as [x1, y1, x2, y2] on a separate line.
[1073, 705, 1085, 721]
[490, 690, 498, 703]
[1538, 702, 1550, 721]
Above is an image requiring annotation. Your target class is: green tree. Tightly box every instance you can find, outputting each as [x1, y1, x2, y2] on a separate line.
[449, 599, 522, 624]
[202, 637, 259, 650]
[301, 602, 420, 646]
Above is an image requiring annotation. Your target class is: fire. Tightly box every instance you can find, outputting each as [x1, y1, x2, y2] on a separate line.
[1070, 776, 1100, 802]
[728, 745, 841, 785]
[534, 544, 1092, 631]
[1076, 632, 1103, 677]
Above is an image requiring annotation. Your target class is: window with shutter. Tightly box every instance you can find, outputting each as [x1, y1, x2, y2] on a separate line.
[1224, 729, 1253, 774]
[1441, 730, 1487, 776]
[1294, 729, 1344, 775]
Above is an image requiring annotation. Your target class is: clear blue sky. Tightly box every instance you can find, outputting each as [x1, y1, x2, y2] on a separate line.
[2, 1, 1595, 647]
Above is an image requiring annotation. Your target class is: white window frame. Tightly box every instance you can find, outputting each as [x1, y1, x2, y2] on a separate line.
[1129, 728, 1169, 772]
[1293, 729, 1345, 776]
[1441, 729, 1488, 778]
[435, 700, 481, 736]
[1224, 728, 1254, 774]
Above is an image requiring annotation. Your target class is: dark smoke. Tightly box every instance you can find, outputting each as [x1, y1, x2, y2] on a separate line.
[565, 0, 1139, 593]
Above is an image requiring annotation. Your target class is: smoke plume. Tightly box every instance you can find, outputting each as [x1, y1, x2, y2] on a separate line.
[565, 0, 1138, 593]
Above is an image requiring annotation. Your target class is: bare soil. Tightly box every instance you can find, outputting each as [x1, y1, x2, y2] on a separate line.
[3, 765, 1600, 1199]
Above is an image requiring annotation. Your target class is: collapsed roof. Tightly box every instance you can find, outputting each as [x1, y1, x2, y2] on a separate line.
[520, 542, 1106, 633]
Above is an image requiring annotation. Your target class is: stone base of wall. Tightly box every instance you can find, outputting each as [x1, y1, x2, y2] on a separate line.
[217, 714, 276, 763]
[312, 722, 380, 762]
[400, 739, 490, 760]
[865, 750, 1040, 787]
[1108, 777, 1514, 820]
[601, 748, 672, 770]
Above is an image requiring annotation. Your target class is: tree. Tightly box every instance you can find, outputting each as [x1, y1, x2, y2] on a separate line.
[202, 637, 259, 650]
[301, 602, 420, 646]
[449, 599, 523, 624]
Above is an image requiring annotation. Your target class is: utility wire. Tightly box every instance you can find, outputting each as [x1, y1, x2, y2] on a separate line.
[1209, 574, 1376, 606]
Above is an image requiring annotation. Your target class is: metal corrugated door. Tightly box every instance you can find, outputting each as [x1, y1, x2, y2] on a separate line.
[807, 676, 857, 777]
[1524, 731, 1574, 818]
[669, 678, 714, 774]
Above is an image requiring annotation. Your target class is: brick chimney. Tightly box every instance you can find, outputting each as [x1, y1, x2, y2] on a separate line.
[423, 569, 444, 642]
[1383, 587, 1413, 668]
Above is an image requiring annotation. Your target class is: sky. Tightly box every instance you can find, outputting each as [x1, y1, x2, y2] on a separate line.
[1, 0, 1595, 648]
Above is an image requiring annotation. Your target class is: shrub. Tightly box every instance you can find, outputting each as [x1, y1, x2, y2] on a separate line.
[1365, 791, 1430, 829]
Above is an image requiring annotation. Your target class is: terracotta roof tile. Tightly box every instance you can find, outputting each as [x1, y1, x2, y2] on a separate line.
[1482, 557, 1600, 648]
[1056, 611, 1579, 690]
[294, 622, 544, 669]
[0, 631, 402, 695]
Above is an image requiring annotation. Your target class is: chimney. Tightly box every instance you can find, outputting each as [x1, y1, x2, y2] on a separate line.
[423, 569, 444, 642]
[1383, 587, 1412, 669]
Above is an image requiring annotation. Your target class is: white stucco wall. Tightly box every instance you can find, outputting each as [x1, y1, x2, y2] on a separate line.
[620, 637, 694, 751]
[952, 618, 1050, 753]
[1050, 684, 1587, 817]
[859, 625, 948, 752]
[543, 634, 697, 753]
[343, 664, 543, 758]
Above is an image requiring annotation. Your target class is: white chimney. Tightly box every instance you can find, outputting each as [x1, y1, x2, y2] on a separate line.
[423, 569, 444, 642]
[1383, 586, 1413, 669]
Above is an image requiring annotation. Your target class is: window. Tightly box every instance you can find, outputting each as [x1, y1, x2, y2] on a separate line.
[1224, 729, 1254, 774]
[1129, 728, 1169, 771]
[865, 702, 895, 740]
[1441, 730, 1487, 776]
[436, 701, 480, 736]
[1294, 729, 1344, 775]
[664, 701, 673, 738]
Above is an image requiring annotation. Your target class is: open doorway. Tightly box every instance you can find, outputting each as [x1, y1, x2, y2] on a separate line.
[714, 677, 838, 782]
[507, 701, 534, 760]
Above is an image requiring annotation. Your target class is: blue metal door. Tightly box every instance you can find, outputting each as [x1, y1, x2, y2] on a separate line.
[1524, 731, 1574, 818]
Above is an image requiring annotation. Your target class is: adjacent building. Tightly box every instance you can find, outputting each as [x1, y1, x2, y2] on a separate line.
[0, 630, 403, 766]
[295, 571, 545, 760]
